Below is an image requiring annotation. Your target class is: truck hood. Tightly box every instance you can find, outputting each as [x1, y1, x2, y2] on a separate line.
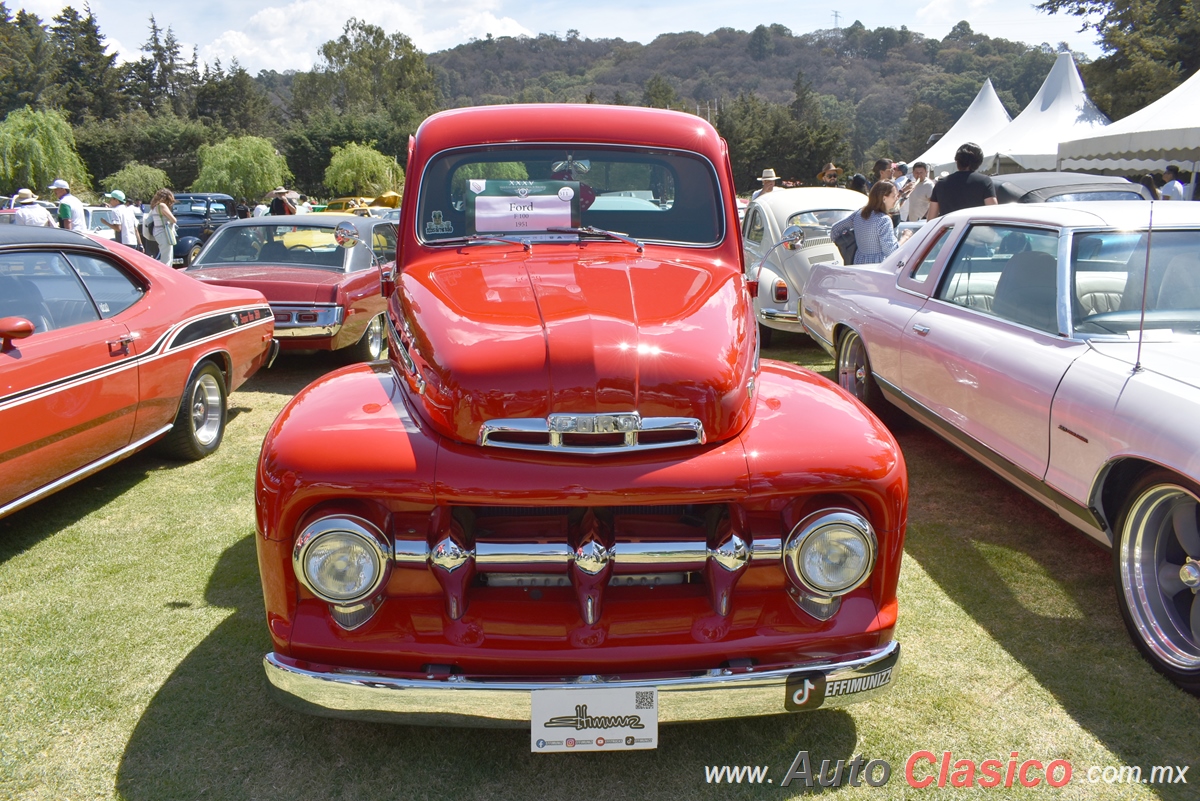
[187, 265, 342, 303]
[397, 249, 755, 446]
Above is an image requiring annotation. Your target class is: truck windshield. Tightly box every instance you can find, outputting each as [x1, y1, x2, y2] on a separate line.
[416, 145, 724, 247]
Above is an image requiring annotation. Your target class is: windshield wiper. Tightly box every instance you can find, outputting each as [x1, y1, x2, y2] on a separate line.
[546, 226, 644, 253]
[435, 234, 532, 252]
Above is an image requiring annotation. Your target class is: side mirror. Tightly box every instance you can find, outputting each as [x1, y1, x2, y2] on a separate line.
[781, 224, 805, 250]
[380, 263, 396, 298]
[334, 221, 362, 249]
[0, 316, 35, 351]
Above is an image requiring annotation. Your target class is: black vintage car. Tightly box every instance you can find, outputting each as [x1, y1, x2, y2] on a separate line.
[167, 193, 236, 268]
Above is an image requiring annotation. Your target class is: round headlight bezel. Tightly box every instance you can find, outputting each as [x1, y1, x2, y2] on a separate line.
[783, 509, 877, 598]
[293, 515, 391, 604]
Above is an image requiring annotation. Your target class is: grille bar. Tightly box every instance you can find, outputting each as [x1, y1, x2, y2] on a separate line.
[479, 412, 705, 454]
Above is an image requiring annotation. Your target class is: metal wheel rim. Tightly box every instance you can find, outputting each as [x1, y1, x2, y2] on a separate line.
[1119, 483, 1200, 670]
[366, 315, 385, 360]
[189, 245, 201, 263]
[837, 332, 868, 401]
[190, 374, 223, 446]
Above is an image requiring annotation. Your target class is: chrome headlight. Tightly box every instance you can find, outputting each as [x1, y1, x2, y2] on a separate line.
[783, 510, 876, 597]
[293, 516, 390, 604]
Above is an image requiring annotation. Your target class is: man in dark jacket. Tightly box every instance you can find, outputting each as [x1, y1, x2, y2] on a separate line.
[927, 143, 997, 218]
[268, 187, 296, 215]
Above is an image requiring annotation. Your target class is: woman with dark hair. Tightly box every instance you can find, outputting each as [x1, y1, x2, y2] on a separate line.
[830, 181, 909, 264]
[1140, 174, 1161, 200]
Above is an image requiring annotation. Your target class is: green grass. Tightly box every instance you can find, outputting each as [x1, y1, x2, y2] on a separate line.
[1, 337, 1197, 800]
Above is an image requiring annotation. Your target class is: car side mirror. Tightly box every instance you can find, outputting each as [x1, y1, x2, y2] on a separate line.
[0, 316, 35, 351]
[334, 221, 362, 248]
[781, 224, 805, 250]
[380, 263, 396, 298]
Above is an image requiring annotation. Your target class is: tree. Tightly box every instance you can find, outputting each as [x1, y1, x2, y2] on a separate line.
[0, 5, 57, 115]
[323, 142, 404, 196]
[49, 6, 124, 123]
[641, 75, 677, 108]
[0, 106, 90, 195]
[125, 16, 193, 117]
[194, 60, 277, 136]
[100, 161, 169, 201]
[191, 135, 291, 199]
[281, 108, 395, 195]
[748, 24, 774, 61]
[75, 109, 215, 191]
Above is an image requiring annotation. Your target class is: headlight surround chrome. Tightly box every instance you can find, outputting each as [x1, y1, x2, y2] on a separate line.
[783, 510, 876, 598]
[293, 516, 391, 604]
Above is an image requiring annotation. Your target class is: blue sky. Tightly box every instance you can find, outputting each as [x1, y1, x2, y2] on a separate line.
[20, 0, 1103, 74]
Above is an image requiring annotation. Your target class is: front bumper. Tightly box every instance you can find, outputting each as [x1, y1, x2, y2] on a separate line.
[263, 640, 899, 727]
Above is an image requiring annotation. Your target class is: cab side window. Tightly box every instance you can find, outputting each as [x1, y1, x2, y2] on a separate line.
[0, 252, 100, 333]
[65, 254, 145, 319]
[371, 223, 398, 265]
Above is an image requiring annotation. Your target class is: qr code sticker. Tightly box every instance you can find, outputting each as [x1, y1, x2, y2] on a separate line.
[635, 691, 655, 710]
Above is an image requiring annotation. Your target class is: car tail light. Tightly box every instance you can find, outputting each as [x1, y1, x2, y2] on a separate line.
[297, 312, 318, 323]
[274, 312, 292, 323]
[773, 280, 788, 303]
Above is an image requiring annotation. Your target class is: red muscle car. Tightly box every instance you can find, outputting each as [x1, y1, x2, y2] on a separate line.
[0, 226, 276, 519]
[186, 215, 394, 362]
[255, 105, 907, 742]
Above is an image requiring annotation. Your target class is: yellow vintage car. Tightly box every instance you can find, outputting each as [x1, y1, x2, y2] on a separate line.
[320, 196, 372, 213]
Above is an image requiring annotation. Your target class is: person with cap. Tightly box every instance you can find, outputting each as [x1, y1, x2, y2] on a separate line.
[48, 178, 85, 231]
[817, 163, 843, 187]
[101, 189, 143, 251]
[751, 168, 778, 200]
[1160, 166, 1186, 201]
[12, 189, 55, 227]
[268, 187, 296, 215]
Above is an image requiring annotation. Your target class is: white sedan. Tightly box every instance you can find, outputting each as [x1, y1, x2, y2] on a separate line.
[741, 188, 864, 345]
[803, 201, 1200, 693]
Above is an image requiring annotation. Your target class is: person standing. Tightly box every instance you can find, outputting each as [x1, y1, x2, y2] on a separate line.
[751, 168, 778, 200]
[101, 189, 143, 251]
[816, 163, 843, 187]
[871, 158, 893, 188]
[926, 143, 997, 218]
[12, 189, 55, 227]
[236, 197, 251, 219]
[1160, 166, 1185, 200]
[297, 195, 313, 214]
[268, 187, 296, 215]
[830, 181, 911, 264]
[1140, 175, 1161, 200]
[47, 179, 85, 230]
[903, 162, 935, 221]
[146, 189, 178, 266]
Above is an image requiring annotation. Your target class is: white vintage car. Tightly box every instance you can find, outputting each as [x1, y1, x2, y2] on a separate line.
[741, 187, 864, 345]
[802, 201, 1200, 693]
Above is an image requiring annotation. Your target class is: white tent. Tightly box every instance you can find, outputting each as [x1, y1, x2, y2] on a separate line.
[978, 52, 1110, 174]
[913, 78, 1011, 174]
[1057, 68, 1200, 174]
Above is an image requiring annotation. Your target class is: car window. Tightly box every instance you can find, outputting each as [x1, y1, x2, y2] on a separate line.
[417, 145, 722, 246]
[1046, 190, 1145, 202]
[936, 224, 1061, 333]
[1073, 229, 1200, 335]
[371, 223, 398, 265]
[65, 254, 145, 319]
[192, 224, 349, 271]
[785, 209, 855, 231]
[0, 252, 100, 333]
[172, 200, 207, 215]
[744, 208, 765, 244]
[908, 226, 954, 282]
[213, 201, 234, 217]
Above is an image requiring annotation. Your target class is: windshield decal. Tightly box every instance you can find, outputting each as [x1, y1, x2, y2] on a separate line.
[426, 210, 454, 235]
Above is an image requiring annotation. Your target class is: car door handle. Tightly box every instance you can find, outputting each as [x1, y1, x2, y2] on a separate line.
[912, 324, 930, 335]
[106, 335, 134, 354]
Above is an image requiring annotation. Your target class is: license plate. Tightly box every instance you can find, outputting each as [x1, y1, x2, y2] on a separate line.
[531, 687, 658, 752]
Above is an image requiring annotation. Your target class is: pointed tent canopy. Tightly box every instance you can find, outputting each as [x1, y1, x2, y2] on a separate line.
[1057, 69, 1200, 174]
[979, 52, 1110, 174]
[914, 78, 1012, 175]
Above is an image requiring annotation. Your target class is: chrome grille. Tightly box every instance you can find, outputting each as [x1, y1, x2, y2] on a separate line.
[479, 412, 705, 454]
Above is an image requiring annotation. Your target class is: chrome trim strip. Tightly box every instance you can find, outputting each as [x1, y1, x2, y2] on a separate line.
[0, 424, 173, 519]
[475, 541, 572, 571]
[615, 540, 707, 569]
[760, 309, 801, 322]
[263, 641, 899, 727]
[270, 304, 343, 338]
[394, 537, 744, 573]
[479, 414, 705, 454]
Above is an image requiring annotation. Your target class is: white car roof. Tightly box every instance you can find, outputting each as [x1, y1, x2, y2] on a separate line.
[751, 187, 866, 224]
[936, 200, 1199, 230]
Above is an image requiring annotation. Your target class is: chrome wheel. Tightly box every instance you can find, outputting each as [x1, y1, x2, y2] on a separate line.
[837, 331, 869, 402]
[1118, 477, 1200, 674]
[186, 243, 202, 267]
[364, 314, 385, 360]
[190, 373, 223, 446]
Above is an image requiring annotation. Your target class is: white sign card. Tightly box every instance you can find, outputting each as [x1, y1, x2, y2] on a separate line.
[530, 687, 658, 753]
[468, 180, 580, 234]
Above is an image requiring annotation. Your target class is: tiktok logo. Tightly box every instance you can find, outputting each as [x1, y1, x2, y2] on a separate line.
[792, 678, 816, 706]
[785, 672, 826, 711]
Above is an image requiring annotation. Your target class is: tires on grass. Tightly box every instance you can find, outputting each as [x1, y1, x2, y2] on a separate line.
[158, 361, 226, 461]
[1114, 469, 1200, 694]
[836, 329, 886, 416]
[185, 242, 202, 268]
[344, 313, 386, 363]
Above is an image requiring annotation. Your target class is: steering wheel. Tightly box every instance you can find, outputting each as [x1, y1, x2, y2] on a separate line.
[287, 244, 314, 252]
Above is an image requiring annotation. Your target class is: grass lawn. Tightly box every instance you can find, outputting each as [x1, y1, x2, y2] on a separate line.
[1, 333, 1197, 800]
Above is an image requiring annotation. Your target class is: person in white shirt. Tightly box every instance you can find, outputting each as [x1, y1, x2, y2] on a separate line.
[297, 195, 313, 214]
[101, 189, 143, 250]
[1160, 165, 1186, 200]
[252, 201, 269, 217]
[751, 168, 778, 200]
[11, 189, 55, 227]
[902, 162, 935, 221]
[48, 178, 85, 230]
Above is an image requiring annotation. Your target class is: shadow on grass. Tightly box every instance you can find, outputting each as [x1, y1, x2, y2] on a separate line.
[895, 425, 1200, 794]
[116, 535, 859, 800]
[244, 352, 355, 397]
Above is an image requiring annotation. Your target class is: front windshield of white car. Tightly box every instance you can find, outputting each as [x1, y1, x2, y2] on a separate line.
[416, 145, 723, 246]
[786, 209, 855, 230]
[191, 224, 350, 271]
[1072, 230, 1200, 335]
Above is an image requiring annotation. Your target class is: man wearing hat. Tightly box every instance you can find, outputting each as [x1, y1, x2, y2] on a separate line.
[101, 189, 143, 250]
[752, 168, 778, 200]
[12, 189, 55, 227]
[817, 163, 843, 187]
[268, 187, 296, 216]
[47, 178, 85, 231]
